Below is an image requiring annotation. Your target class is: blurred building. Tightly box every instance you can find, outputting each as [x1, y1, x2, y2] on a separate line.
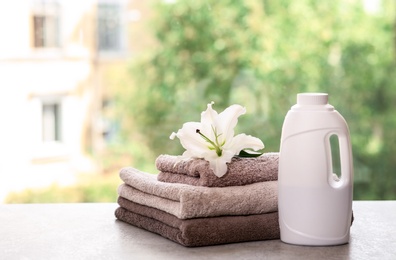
[0, 0, 150, 201]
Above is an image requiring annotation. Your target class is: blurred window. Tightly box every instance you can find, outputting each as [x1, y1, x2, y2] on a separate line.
[42, 102, 61, 142]
[97, 3, 122, 51]
[32, 1, 60, 48]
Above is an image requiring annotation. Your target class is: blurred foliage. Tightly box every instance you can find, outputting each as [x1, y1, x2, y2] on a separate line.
[5, 173, 121, 203]
[113, 0, 396, 199]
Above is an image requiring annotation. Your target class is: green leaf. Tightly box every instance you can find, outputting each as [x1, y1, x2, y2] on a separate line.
[237, 149, 263, 158]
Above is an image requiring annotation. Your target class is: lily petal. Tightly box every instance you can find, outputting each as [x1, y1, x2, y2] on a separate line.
[200, 101, 218, 140]
[224, 133, 265, 155]
[173, 122, 210, 157]
[216, 104, 246, 143]
[207, 150, 235, 177]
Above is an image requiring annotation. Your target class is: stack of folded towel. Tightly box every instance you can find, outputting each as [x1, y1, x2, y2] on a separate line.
[115, 152, 280, 247]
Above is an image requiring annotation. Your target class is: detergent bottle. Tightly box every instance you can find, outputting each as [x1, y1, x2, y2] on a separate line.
[278, 93, 353, 246]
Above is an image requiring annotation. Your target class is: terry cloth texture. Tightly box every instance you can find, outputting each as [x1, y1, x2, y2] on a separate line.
[115, 197, 280, 247]
[155, 153, 279, 187]
[118, 167, 278, 219]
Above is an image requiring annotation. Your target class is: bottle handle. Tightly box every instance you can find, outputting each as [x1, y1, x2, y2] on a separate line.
[327, 130, 353, 188]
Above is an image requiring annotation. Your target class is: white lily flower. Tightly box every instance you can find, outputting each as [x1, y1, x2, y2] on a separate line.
[170, 102, 265, 177]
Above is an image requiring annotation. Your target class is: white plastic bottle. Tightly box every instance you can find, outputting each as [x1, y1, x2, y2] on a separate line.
[278, 93, 353, 246]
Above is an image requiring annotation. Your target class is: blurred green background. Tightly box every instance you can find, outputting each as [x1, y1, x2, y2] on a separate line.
[6, 0, 396, 202]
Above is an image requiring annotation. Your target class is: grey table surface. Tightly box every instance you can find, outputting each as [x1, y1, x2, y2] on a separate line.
[0, 201, 395, 260]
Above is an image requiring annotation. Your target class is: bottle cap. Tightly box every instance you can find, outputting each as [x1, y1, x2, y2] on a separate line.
[292, 93, 334, 111]
[297, 93, 328, 105]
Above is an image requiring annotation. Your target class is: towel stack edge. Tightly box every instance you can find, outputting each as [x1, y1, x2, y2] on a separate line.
[115, 152, 280, 247]
[155, 152, 279, 187]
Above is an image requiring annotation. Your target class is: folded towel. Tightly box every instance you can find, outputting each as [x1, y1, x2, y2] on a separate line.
[155, 153, 279, 187]
[115, 197, 280, 247]
[118, 167, 278, 219]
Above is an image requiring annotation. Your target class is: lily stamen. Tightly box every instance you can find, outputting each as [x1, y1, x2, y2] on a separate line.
[196, 129, 223, 156]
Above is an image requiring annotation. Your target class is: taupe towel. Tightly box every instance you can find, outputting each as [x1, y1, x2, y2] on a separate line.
[118, 167, 278, 219]
[115, 197, 280, 247]
[155, 153, 279, 187]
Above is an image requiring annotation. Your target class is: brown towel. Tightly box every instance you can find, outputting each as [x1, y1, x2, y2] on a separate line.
[119, 167, 278, 219]
[155, 153, 279, 187]
[115, 197, 280, 247]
